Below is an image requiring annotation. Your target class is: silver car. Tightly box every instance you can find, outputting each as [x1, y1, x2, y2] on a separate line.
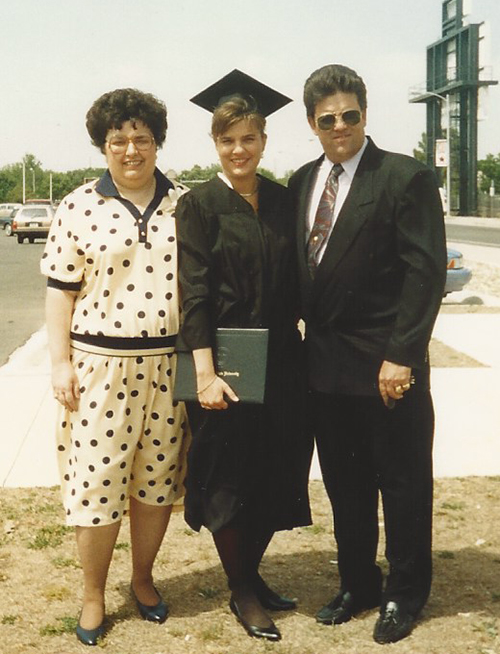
[12, 204, 55, 243]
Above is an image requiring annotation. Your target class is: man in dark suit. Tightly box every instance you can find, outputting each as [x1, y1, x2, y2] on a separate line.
[288, 64, 447, 644]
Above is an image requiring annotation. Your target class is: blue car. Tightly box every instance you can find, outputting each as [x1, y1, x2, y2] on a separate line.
[445, 247, 472, 295]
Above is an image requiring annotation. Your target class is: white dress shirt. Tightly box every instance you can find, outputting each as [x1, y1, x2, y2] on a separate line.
[306, 137, 368, 263]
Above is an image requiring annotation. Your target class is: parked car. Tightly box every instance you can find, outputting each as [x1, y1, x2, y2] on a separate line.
[0, 202, 22, 218]
[2, 208, 19, 236]
[0, 203, 22, 234]
[11, 204, 55, 243]
[445, 247, 472, 295]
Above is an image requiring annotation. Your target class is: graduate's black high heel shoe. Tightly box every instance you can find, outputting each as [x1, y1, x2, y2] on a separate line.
[253, 574, 297, 611]
[229, 595, 282, 641]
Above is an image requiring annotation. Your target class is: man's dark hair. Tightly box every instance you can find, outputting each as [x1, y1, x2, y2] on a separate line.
[86, 88, 168, 152]
[303, 64, 367, 118]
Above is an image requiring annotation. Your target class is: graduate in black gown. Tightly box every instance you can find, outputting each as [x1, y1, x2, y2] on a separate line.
[176, 71, 313, 641]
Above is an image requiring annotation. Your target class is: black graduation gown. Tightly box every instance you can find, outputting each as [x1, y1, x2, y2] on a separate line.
[176, 175, 313, 533]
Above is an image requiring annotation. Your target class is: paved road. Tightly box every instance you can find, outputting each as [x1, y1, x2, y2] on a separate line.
[446, 223, 500, 247]
[0, 233, 46, 366]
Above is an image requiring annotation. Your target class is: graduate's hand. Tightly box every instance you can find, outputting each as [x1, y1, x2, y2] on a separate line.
[198, 375, 239, 410]
[378, 360, 412, 408]
[51, 361, 80, 412]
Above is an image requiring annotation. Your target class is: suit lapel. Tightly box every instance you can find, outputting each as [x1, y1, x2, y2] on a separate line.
[296, 157, 323, 291]
[314, 141, 377, 286]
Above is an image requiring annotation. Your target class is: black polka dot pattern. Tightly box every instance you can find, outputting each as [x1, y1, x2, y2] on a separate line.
[54, 349, 190, 527]
[40, 177, 181, 340]
[44, 178, 190, 527]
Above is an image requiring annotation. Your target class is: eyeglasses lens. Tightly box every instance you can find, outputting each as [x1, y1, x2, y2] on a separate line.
[317, 110, 361, 130]
[108, 136, 154, 153]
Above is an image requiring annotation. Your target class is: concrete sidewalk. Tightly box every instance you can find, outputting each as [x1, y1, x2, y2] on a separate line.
[0, 328, 59, 487]
[1, 308, 500, 489]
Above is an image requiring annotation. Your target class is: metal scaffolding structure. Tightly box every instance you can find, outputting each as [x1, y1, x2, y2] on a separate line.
[410, 0, 497, 216]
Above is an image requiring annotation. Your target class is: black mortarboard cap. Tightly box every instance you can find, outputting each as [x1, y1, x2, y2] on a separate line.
[190, 69, 292, 117]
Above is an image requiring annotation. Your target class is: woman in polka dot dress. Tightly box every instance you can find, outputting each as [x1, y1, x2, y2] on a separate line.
[176, 74, 313, 642]
[41, 89, 190, 646]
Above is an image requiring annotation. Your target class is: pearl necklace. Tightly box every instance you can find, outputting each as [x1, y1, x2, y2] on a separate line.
[238, 179, 260, 198]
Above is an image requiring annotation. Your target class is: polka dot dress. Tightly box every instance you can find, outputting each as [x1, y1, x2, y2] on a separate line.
[41, 175, 179, 339]
[41, 171, 191, 526]
[57, 349, 189, 526]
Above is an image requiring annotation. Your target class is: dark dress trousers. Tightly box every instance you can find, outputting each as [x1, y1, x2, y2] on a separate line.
[176, 175, 313, 534]
[288, 138, 447, 615]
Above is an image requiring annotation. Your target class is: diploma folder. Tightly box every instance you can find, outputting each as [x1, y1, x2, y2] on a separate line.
[174, 328, 269, 404]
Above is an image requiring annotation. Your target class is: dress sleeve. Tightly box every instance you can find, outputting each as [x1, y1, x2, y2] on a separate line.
[176, 191, 215, 351]
[40, 197, 85, 284]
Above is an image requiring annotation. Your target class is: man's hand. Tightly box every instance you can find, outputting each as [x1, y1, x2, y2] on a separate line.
[378, 360, 412, 408]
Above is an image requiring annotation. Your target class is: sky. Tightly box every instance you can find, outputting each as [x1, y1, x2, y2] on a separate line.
[2, 0, 499, 178]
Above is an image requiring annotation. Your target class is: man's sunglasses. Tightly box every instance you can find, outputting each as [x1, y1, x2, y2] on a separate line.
[316, 110, 361, 131]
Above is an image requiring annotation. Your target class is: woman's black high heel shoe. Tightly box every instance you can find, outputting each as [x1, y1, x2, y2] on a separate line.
[229, 597, 282, 641]
[76, 616, 106, 646]
[253, 574, 297, 611]
[131, 585, 169, 623]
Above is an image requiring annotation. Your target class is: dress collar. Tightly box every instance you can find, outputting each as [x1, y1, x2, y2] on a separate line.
[96, 167, 174, 198]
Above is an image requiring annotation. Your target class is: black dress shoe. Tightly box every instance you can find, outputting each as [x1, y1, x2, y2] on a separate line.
[373, 601, 415, 644]
[76, 620, 106, 646]
[131, 585, 169, 624]
[253, 575, 297, 611]
[229, 598, 282, 641]
[316, 590, 380, 625]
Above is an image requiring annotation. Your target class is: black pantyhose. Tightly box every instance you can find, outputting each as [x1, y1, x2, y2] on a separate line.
[213, 525, 274, 628]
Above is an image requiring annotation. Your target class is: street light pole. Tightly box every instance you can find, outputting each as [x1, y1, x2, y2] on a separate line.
[427, 91, 451, 219]
[30, 167, 36, 194]
[443, 94, 451, 221]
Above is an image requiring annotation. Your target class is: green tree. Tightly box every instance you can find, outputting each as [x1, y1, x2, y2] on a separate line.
[0, 163, 21, 202]
[0, 157, 106, 204]
[413, 133, 427, 164]
[478, 153, 500, 194]
[257, 166, 278, 182]
[0, 154, 43, 202]
[48, 167, 106, 202]
[178, 163, 282, 188]
[178, 163, 222, 187]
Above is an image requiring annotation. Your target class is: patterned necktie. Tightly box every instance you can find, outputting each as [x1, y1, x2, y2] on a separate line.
[307, 163, 343, 275]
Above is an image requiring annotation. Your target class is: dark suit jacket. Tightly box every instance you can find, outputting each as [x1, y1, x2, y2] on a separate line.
[288, 138, 447, 396]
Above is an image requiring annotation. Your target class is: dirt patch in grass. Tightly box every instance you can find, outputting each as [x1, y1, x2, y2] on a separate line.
[1, 479, 499, 654]
[429, 338, 486, 368]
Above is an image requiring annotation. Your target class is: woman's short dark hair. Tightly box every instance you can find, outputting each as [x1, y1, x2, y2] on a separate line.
[211, 96, 266, 140]
[86, 88, 168, 152]
[303, 64, 367, 118]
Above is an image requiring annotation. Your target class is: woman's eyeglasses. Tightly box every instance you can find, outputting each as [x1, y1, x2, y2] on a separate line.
[106, 135, 155, 154]
[316, 110, 361, 131]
